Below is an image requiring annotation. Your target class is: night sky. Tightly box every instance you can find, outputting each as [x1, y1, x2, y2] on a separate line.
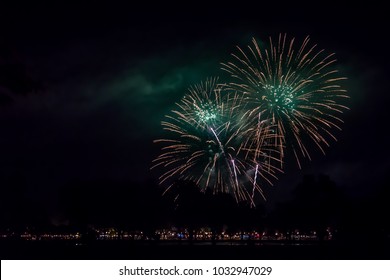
[0, 2, 389, 228]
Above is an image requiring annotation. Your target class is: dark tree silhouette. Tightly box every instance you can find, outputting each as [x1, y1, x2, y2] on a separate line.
[270, 174, 345, 238]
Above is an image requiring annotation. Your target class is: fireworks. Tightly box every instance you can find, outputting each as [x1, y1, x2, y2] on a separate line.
[221, 34, 349, 168]
[152, 78, 280, 204]
[152, 34, 348, 204]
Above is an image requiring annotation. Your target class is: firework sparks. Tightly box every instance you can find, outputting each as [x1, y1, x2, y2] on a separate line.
[221, 34, 349, 168]
[152, 78, 280, 203]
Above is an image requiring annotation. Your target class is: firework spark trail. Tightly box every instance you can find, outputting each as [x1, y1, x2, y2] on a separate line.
[221, 33, 349, 168]
[210, 127, 225, 155]
[231, 159, 239, 189]
[251, 164, 259, 207]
